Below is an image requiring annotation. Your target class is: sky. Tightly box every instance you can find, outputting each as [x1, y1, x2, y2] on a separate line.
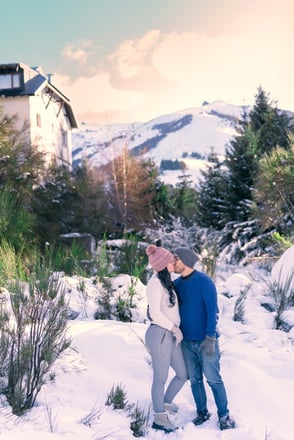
[1, 0, 294, 123]
[0, 245, 293, 440]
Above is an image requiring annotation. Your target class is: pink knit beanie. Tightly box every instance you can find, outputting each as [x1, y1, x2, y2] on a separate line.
[146, 244, 173, 272]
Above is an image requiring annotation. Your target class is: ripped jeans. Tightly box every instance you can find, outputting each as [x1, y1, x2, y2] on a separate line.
[145, 324, 188, 413]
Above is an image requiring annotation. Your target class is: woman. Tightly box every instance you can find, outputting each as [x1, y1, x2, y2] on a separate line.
[145, 244, 187, 433]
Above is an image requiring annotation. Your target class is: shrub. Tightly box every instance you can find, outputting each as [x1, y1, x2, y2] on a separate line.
[80, 401, 101, 427]
[113, 237, 148, 283]
[130, 402, 151, 437]
[233, 284, 251, 323]
[0, 240, 23, 286]
[269, 273, 294, 330]
[94, 276, 112, 320]
[0, 293, 10, 383]
[96, 235, 112, 279]
[3, 270, 71, 415]
[105, 383, 128, 410]
[0, 190, 37, 255]
[44, 241, 90, 276]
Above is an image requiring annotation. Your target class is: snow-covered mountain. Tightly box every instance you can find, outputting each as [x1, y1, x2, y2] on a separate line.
[72, 100, 244, 185]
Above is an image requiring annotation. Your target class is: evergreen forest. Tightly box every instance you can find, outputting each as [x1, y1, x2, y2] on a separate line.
[0, 86, 293, 279]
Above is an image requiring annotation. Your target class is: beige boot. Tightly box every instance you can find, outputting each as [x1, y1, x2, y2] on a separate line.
[152, 411, 177, 433]
[164, 402, 179, 414]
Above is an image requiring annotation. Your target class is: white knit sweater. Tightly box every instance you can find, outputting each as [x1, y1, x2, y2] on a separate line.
[146, 273, 181, 331]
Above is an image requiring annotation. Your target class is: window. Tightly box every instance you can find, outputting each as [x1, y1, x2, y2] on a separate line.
[36, 114, 41, 128]
[0, 73, 20, 89]
[61, 129, 67, 146]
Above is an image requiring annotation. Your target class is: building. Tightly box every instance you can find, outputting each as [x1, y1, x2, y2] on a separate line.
[0, 62, 78, 169]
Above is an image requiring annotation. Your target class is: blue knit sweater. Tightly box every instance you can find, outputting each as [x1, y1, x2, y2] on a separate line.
[173, 270, 219, 341]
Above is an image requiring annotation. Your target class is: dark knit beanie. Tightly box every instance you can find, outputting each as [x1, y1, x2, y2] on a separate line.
[174, 247, 198, 269]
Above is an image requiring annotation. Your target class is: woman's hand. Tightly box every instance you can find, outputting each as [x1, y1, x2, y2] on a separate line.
[172, 325, 183, 345]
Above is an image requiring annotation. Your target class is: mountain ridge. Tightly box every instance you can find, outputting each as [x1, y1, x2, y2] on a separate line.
[72, 100, 245, 185]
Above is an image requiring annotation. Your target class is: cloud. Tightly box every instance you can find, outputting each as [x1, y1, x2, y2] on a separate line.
[62, 39, 94, 66]
[108, 29, 161, 80]
[54, 71, 145, 123]
[56, 21, 294, 123]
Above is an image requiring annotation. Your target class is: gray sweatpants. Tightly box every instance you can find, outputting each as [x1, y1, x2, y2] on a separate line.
[145, 324, 188, 413]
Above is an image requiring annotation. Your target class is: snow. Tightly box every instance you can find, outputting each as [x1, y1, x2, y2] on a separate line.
[271, 246, 294, 291]
[0, 247, 293, 439]
[72, 100, 243, 185]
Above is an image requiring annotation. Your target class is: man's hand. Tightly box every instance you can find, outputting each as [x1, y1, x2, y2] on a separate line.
[199, 335, 216, 356]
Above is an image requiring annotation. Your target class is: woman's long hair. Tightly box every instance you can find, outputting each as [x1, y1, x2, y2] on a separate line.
[158, 267, 176, 307]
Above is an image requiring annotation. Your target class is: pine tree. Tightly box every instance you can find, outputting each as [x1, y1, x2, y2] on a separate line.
[0, 112, 45, 204]
[151, 179, 174, 224]
[253, 142, 294, 232]
[31, 164, 77, 244]
[172, 171, 198, 226]
[196, 154, 229, 229]
[222, 87, 292, 225]
[224, 123, 256, 223]
[72, 160, 111, 238]
[249, 86, 292, 155]
[0, 111, 45, 254]
[194, 87, 294, 261]
[32, 160, 111, 244]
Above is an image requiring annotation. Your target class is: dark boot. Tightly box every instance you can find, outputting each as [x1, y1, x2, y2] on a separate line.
[219, 415, 235, 430]
[193, 410, 211, 425]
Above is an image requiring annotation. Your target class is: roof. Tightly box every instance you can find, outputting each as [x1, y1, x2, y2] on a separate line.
[0, 62, 79, 128]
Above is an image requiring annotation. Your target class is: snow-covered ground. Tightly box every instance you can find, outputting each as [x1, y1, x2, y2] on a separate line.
[0, 247, 293, 440]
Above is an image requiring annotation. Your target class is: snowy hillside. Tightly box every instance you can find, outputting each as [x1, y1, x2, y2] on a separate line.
[0, 246, 293, 439]
[72, 101, 243, 185]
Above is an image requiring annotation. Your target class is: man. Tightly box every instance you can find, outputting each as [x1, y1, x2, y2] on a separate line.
[173, 247, 235, 431]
